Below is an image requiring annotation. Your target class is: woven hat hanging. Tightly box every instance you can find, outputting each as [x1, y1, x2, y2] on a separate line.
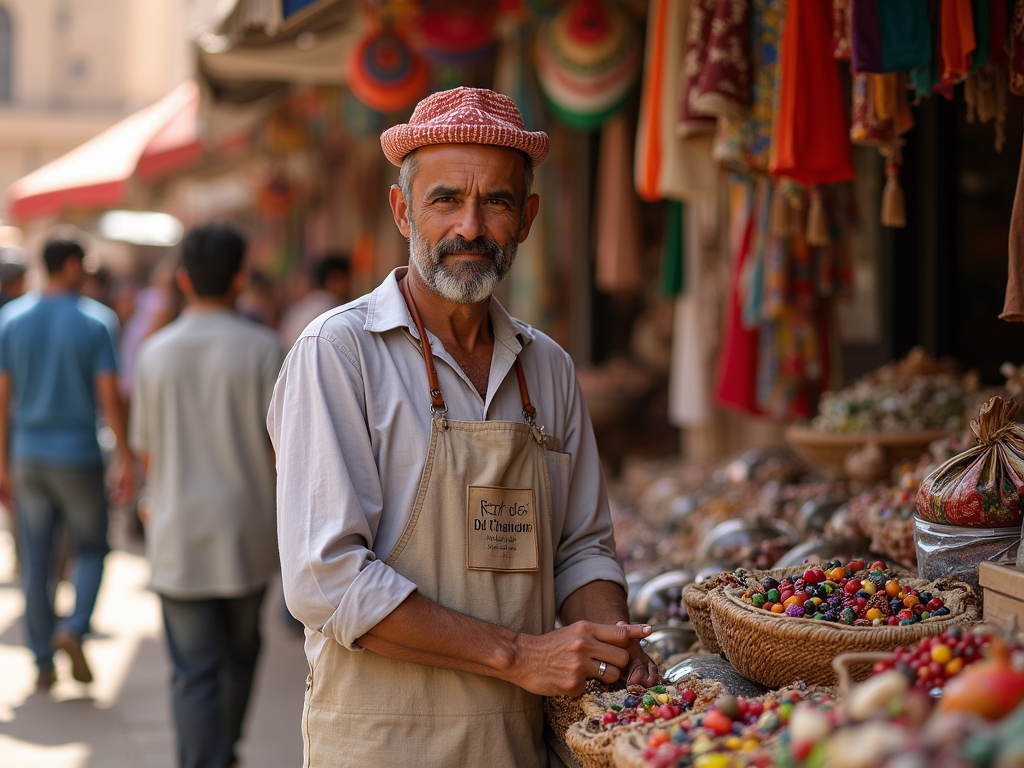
[535, 0, 642, 130]
[346, 26, 430, 114]
[418, 0, 498, 68]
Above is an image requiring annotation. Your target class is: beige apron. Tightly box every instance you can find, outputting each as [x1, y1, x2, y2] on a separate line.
[302, 278, 557, 768]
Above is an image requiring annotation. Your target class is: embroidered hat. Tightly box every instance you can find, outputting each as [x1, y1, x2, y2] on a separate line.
[380, 86, 550, 166]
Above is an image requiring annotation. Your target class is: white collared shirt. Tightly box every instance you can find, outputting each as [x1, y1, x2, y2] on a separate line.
[268, 267, 625, 659]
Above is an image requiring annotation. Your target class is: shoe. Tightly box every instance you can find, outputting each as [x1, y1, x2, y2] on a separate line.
[53, 630, 93, 683]
[35, 669, 56, 693]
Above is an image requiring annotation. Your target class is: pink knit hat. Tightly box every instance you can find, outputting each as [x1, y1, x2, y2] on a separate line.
[380, 87, 550, 167]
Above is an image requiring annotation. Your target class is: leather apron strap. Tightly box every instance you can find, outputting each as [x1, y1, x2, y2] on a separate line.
[399, 275, 541, 433]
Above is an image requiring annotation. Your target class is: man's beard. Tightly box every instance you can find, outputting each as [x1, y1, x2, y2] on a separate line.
[408, 216, 519, 305]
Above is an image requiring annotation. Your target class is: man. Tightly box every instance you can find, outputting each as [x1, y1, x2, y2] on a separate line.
[269, 87, 658, 768]
[130, 223, 283, 768]
[278, 253, 351, 349]
[0, 237, 132, 692]
[0, 248, 27, 309]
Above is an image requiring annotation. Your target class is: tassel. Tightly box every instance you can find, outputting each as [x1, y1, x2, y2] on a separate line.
[770, 181, 791, 237]
[880, 148, 906, 228]
[806, 187, 831, 245]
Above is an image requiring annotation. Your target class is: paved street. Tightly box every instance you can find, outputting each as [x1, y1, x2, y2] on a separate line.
[0, 511, 308, 768]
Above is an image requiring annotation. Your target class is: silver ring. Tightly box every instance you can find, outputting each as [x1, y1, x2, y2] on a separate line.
[598, 661, 607, 678]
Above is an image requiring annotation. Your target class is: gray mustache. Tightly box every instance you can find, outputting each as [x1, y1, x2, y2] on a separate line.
[432, 237, 502, 260]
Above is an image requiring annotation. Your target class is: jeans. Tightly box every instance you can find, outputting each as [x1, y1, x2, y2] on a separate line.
[160, 588, 266, 768]
[14, 461, 109, 674]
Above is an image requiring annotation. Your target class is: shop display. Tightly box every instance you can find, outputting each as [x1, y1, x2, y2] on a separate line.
[694, 565, 978, 687]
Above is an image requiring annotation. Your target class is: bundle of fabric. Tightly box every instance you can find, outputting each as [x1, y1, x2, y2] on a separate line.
[346, 26, 430, 114]
[535, 0, 642, 130]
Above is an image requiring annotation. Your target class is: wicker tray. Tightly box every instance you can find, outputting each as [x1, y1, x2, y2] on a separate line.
[784, 426, 951, 474]
[707, 574, 979, 688]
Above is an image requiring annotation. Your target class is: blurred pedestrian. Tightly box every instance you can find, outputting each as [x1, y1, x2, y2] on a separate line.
[130, 223, 283, 768]
[0, 248, 27, 310]
[0, 237, 133, 692]
[236, 268, 280, 328]
[278, 253, 351, 349]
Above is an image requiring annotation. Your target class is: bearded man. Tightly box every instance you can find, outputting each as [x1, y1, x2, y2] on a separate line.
[268, 87, 659, 768]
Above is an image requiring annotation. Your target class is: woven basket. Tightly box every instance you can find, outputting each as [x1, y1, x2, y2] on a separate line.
[707, 575, 979, 688]
[560, 676, 724, 768]
[681, 581, 722, 654]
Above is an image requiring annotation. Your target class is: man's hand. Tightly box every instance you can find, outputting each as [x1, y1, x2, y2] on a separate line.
[108, 458, 134, 506]
[0, 466, 13, 512]
[616, 621, 661, 688]
[509, 621, 653, 698]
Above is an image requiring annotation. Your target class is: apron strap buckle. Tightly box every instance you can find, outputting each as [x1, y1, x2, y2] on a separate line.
[431, 403, 449, 431]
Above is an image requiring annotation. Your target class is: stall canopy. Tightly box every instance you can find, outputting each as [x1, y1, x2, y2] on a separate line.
[7, 81, 201, 222]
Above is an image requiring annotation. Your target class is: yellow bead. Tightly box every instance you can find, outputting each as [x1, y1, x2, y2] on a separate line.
[743, 739, 760, 752]
[655, 692, 672, 704]
[945, 657, 964, 676]
[865, 608, 882, 621]
[725, 736, 742, 750]
[693, 735, 715, 755]
[694, 754, 732, 768]
[931, 645, 952, 665]
[861, 581, 877, 595]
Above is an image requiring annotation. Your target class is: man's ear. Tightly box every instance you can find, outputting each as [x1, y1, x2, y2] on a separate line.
[176, 267, 193, 297]
[230, 269, 247, 295]
[517, 193, 540, 244]
[389, 185, 411, 238]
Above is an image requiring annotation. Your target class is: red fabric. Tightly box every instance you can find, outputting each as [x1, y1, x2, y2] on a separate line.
[635, 0, 667, 201]
[770, 0, 855, 186]
[714, 199, 762, 414]
[1011, 0, 1024, 95]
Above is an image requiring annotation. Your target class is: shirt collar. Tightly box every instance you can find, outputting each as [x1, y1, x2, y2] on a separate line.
[364, 267, 535, 352]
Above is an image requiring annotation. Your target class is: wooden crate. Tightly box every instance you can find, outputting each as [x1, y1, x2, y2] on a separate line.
[979, 561, 1024, 627]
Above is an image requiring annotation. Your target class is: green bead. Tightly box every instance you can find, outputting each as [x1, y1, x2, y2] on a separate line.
[752, 594, 765, 607]
[766, 589, 781, 603]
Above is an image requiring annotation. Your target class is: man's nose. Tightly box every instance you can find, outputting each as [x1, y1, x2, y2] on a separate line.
[452, 202, 487, 242]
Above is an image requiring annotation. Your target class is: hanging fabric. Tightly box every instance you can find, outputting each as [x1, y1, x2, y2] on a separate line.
[770, 0, 855, 187]
[635, 0, 718, 201]
[940, 0, 976, 85]
[660, 199, 685, 296]
[594, 113, 645, 294]
[833, 0, 853, 61]
[691, 0, 752, 123]
[1010, 0, 1024, 95]
[850, 0, 932, 74]
[678, 0, 719, 136]
[712, 0, 785, 174]
[1001, 125, 1024, 322]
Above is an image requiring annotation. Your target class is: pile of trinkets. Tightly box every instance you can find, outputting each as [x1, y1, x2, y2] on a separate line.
[600, 685, 696, 729]
[739, 559, 949, 625]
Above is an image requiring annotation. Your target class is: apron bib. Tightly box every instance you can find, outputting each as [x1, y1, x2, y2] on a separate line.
[303, 277, 557, 768]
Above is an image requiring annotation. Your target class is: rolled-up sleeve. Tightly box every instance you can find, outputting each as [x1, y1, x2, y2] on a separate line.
[268, 332, 417, 650]
[549, 356, 627, 613]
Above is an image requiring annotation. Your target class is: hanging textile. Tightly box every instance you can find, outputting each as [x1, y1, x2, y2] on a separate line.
[714, 180, 763, 415]
[635, 0, 718, 201]
[661, 199, 685, 296]
[594, 113, 644, 293]
[833, 0, 852, 61]
[691, 0, 752, 123]
[850, 0, 932, 74]
[712, 0, 785, 174]
[1001, 125, 1024, 322]
[940, 0, 976, 85]
[669, 198, 717, 426]
[345, 26, 429, 113]
[1011, 0, 1024, 95]
[678, 0, 718, 136]
[770, 0, 855, 186]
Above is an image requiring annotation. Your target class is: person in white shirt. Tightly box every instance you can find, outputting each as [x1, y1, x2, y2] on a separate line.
[268, 87, 658, 768]
[278, 253, 350, 350]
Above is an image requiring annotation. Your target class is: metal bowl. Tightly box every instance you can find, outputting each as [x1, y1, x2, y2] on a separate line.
[629, 569, 692, 624]
[664, 654, 769, 698]
[795, 496, 850, 535]
[771, 535, 873, 569]
[640, 624, 698, 661]
[694, 518, 800, 568]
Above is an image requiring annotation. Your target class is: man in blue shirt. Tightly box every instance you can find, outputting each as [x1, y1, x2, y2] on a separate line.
[0, 238, 133, 692]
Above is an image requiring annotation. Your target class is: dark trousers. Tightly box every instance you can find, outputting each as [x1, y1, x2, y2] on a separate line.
[160, 587, 266, 768]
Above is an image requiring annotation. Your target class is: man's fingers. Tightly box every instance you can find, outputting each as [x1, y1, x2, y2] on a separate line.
[597, 622, 652, 645]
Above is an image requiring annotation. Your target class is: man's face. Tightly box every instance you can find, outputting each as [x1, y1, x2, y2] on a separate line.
[397, 144, 537, 305]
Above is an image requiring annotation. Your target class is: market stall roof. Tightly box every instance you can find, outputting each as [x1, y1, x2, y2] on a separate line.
[7, 81, 201, 222]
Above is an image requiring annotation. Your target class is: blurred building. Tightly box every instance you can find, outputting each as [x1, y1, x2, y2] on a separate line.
[0, 0, 191, 222]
